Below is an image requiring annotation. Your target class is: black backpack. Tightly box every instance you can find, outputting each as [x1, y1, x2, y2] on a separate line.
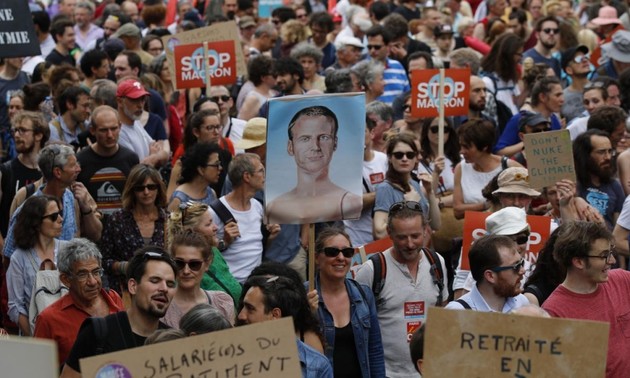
[368, 248, 445, 308]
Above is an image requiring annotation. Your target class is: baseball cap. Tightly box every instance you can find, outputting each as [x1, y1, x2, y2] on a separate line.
[117, 79, 149, 99]
[112, 23, 142, 39]
[493, 167, 542, 197]
[239, 16, 256, 29]
[235, 118, 267, 150]
[334, 36, 364, 50]
[434, 24, 455, 36]
[561, 45, 589, 69]
[518, 112, 551, 131]
[485, 207, 529, 235]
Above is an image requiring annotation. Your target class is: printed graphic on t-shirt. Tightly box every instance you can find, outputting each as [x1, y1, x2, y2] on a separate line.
[88, 167, 126, 214]
[585, 188, 609, 217]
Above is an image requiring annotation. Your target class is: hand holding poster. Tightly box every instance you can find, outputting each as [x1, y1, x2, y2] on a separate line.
[265, 93, 365, 225]
[523, 130, 576, 189]
[423, 307, 609, 378]
[410, 69, 470, 118]
[80, 317, 301, 378]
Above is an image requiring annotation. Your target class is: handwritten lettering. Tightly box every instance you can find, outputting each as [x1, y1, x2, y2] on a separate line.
[460, 332, 562, 355]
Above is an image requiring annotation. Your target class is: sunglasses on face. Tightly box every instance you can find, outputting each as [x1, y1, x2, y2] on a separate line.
[367, 44, 383, 50]
[210, 95, 230, 103]
[322, 247, 355, 258]
[42, 210, 63, 222]
[573, 54, 590, 64]
[542, 28, 559, 34]
[429, 126, 451, 134]
[174, 258, 205, 272]
[528, 126, 550, 133]
[391, 151, 417, 160]
[509, 232, 530, 245]
[491, 258, 525, 273]
[133, 184, 159, 192]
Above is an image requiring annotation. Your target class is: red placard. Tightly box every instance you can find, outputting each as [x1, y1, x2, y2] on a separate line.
[410, 68, 470, 118]
[173, 41, 236, 88]
[460, 211, 551, 270]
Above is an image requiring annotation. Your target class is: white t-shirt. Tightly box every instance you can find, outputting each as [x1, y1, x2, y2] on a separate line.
[417, 156, 456, 192]
[224, 117, 246, 154]
[118, 121, 154, 162]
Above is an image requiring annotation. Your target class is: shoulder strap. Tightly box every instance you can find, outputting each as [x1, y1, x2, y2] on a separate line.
[25, 183, 36, 199]
[92, 317, 108, 355]
[368, 252, 387, 307]
[501, 155, 509, 170]
[455, 299, 472, 309]
[209, 199, 236, 225]
[422, 248, 445, 305]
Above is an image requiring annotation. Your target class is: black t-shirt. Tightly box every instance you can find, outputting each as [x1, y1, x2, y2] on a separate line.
[65, 311, 169, 372]
[0, 158, 41, 236]
[45, 48, 76, 67]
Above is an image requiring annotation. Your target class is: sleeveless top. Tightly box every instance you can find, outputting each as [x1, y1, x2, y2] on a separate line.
[460, 161, 502, 204]
[170, 189, 216, 206]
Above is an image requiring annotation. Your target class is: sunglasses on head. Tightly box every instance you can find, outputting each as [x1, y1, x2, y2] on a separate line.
[322, 247, 355, 258]
[174, 258, 205, 272]
[430, 126, 451, 134]
[491, 258, 525, 273]
[389, 201, 423, 214]
[42, 210, 63, 222]
[210, 95, 230, 103]
[133, 184, 159, 192]
[542, 28, 559, 34]
[391, 151, 417, 160]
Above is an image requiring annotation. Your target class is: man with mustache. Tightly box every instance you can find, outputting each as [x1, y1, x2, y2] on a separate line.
[60, 247, 177, 378]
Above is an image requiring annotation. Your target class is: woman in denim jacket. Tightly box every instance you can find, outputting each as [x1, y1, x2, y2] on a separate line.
[314, 227, 385, 377]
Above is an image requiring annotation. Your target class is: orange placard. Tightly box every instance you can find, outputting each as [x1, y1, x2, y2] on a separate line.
[460, 211, 551, 270]
[173, 41, 236, 88]
[410, 68, 470, 118]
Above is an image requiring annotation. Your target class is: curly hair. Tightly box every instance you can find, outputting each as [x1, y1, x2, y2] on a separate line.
[14, 195, 61, 250]
[247, 55, 274, 86]
[178, 142, 223, 184]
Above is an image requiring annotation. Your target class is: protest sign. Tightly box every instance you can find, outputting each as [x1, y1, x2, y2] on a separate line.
[0, 337, 57, 377]
[265, 93, 365, 225]
[524, 129, 576, 189]
[460, 211, 550, 270]
[0, 1, 40, 58]
[80, 317, 301, 378]
[259, 0, 284, 18]
[410, 68, 470, 118]
[423, 307, 608, 378]
[162, 22, 246, 90]
[173, 40, 236, 89]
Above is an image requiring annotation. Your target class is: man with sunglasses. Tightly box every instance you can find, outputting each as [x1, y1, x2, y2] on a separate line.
[561, 45, 592, 124]
[34, 239, 124, 368]
[355, 201, 447, 377]
[446, 234, 528, 312]
[542, 221, 630, 377]
[522, 16, 562, 78]
[61, 247, 177, 378]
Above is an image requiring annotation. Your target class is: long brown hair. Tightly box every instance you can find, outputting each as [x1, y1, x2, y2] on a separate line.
[385, 132, 419, 193]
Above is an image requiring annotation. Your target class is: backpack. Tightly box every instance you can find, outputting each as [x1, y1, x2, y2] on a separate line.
[28, 258, 68, 334]
[368, 248, 445, 308]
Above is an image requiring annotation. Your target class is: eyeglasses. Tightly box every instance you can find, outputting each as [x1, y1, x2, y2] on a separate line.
[42, 210, 63, 222]
[367, 44, 383, 50]
[174, 258, 205, 272]
[72, 268, 104, 282]
[210, 95, 230, 103]
[11, 127, 34, 135]
[322, 247, 355, 258]
[528, 126, 551, 133]
[271, 19, 280, 25]
[133, 184, 159, 192]
[389, 201, 423, 214]
[509, 232, 530, 245]
[491, 258, 525, 273]
[201, 125, 222, 132]
[542, 28, 559, 35]
[586, 248, 616, 262]
[430, 126, 451, 134]
[573, 54, 590, 64]
[391, 151, 417, 160]
[206, 161, 222, 168]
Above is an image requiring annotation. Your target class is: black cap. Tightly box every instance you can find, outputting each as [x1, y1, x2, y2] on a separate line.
[518, 112, 550, 131]
[434, 24, 455, 37]
[561, 45, 589, 69]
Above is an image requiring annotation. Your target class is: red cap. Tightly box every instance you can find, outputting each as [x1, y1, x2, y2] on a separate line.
[116, 79, 149, 99]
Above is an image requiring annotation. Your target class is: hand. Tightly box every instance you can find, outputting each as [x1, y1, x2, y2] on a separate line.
[389, 43, 407, 60]
[149, 141, 162, 155]
[307, 289, 319, 312]
[266, 224, 281, 240]
[434, 156, 446, 175]
[418, 172, 434, 195]
[556, 179, 576, 207]
[223, 221, 240, 245]
[71, 182, 93, 212]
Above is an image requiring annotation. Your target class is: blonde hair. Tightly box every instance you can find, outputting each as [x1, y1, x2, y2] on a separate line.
[578, 29, 599, 53]
[167, 202, 213, 248]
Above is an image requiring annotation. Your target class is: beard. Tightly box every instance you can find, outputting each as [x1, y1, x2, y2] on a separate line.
[493, 275, 522, 298]
[124, 106, 141, 121]
[541, 39, 556, 50]
[469, 100, 486, 112]
[587, 156, 613, 183]
[15, 141, 35, 154]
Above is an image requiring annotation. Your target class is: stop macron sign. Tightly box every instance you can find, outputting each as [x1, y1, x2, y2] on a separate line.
[410, 68, 470, 118]
[173, 40, 236, 89]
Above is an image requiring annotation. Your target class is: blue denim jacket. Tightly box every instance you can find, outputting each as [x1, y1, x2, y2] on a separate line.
[314, 274, 385, 378]
[298, 339, 333, 378]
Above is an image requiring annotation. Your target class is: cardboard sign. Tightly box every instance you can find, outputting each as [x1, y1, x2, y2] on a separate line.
[258, 0, 285, 18]
[423, 307, 609, 378]
[265, 93, 365, 224]
[162, 22, 246, 90]
[524, 130, 576, 190]
[460, 211, 551, 270]
[410, 68, 470, 117]
[0, 336, 58, 377]
[173, 41, 237, 88]
[80, 317, 301, 378]
[0, 1, 40, 58]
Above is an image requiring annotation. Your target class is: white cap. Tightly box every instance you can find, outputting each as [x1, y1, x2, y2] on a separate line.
[485, 207, 529, 235]
[335, 36, 364, 50]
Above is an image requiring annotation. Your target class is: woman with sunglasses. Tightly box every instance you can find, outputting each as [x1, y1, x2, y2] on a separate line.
[418, 117, 462, 254]
[100, 165, 168, 294]
[167, 143, 223, 212]
[167, 202, 242, 305]
[6, 195, 66, 336]
[313, 227, 384, 377]
[373, 132, 441, 239]
[162, 231, 235, 328]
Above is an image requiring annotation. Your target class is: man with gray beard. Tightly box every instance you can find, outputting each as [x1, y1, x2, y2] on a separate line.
[115, 79, 169, 167]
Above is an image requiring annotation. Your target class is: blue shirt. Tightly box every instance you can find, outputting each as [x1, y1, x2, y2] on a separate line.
[297, 339, 334, 378]
[522, 48, 562, 78]
[493, 112, 562, 153]
[377, 58, 410, 106]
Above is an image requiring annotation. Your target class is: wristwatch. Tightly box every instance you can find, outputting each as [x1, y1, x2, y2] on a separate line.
[218, 239, 227, 251]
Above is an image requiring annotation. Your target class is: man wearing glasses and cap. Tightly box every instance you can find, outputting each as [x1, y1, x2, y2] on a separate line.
[543, 221, 630, 377]
[60, 247, 177, 378]
[355, 201, 447, 377]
